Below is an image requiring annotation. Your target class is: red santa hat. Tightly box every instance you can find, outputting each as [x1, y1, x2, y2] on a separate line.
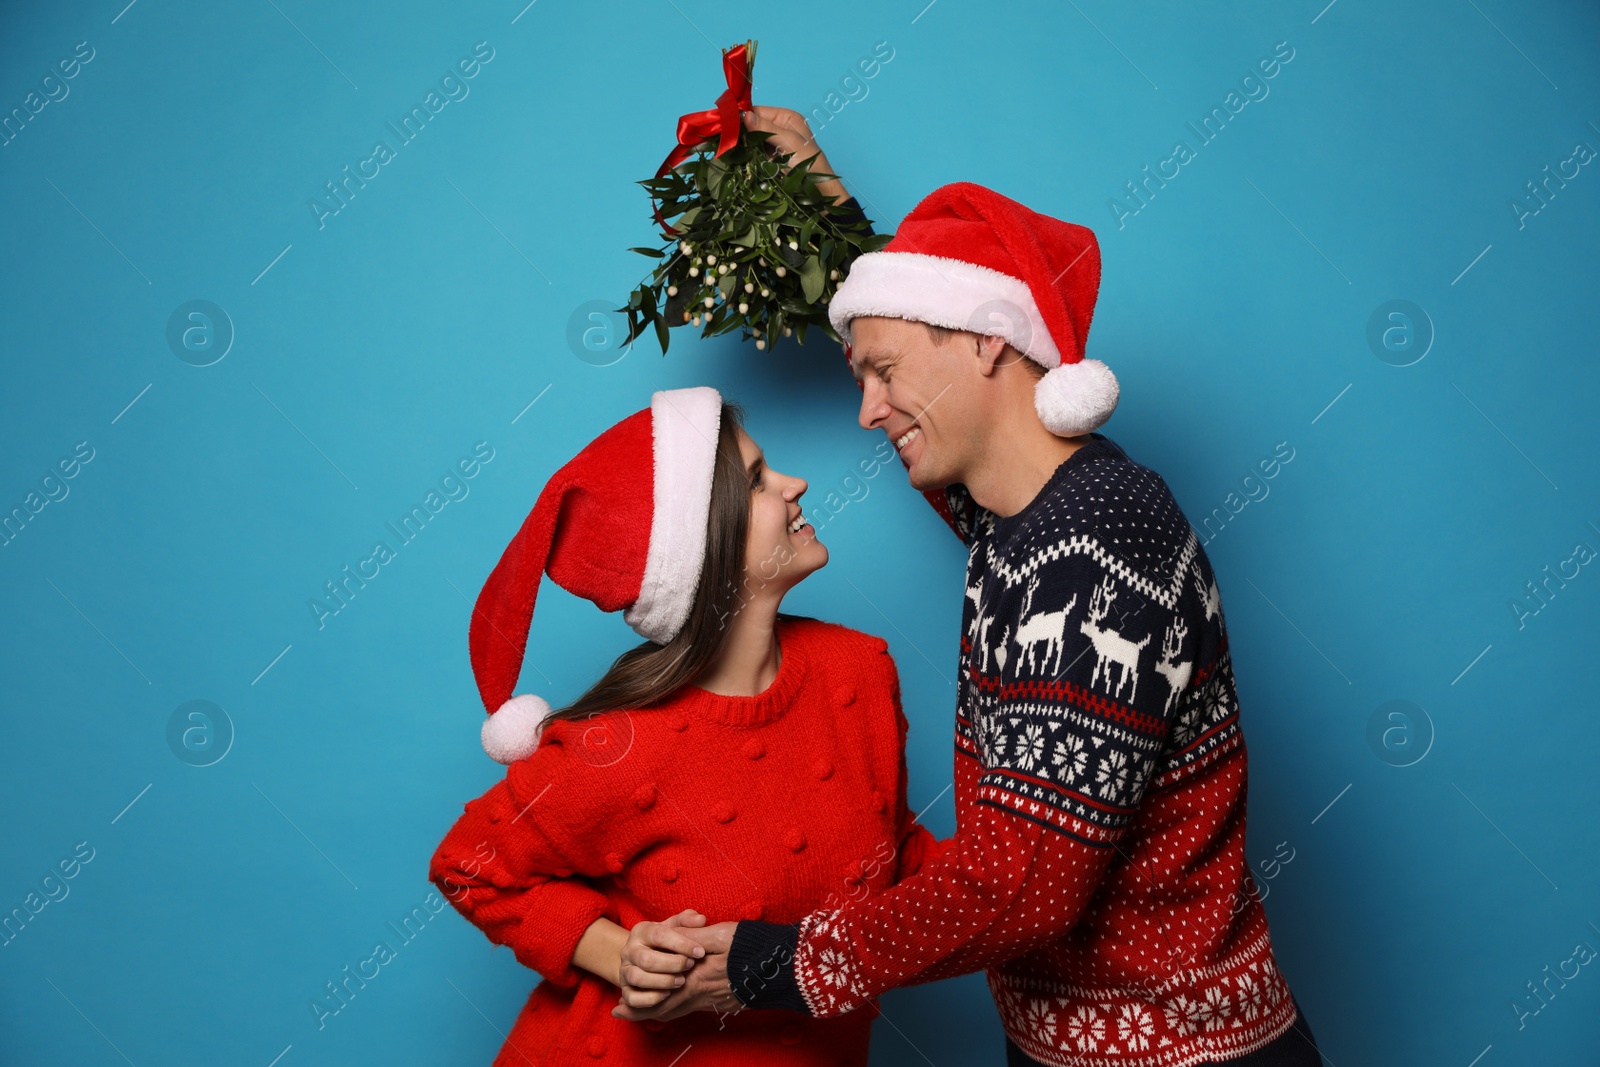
[828, 181, 1117, 438]
[469, 386, 724, 764]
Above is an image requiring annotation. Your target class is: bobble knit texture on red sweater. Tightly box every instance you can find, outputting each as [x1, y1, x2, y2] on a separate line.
[429, 619, 943, 1066]
[728, 435, 1304, 1066]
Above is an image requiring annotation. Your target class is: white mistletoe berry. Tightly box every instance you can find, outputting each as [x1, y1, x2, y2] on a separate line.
[783, 326, 793, 337]
[788, 240, 798, 250]
[689, 267, 699, 277]
[718, 264, 728, 275]
[756, 339, 766, 350]
[829, 269, 839, 280]
[692, 314, 701, 326]
[707, 254, 717, 265]
[704, 296, 714, 308]
[738, 302, 749, 314]
[761, 288, 770, 297]
[776, 266, 786, 277]
[667, 285, 678, 296]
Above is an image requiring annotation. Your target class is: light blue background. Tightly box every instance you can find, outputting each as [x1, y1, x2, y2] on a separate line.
[3, 1, 1597, 1064]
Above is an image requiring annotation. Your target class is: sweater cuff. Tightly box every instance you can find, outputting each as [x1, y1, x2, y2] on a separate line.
[518, 883, 617, 988]
[827, 195, 872, 234]
[728, 920, 808, 1013]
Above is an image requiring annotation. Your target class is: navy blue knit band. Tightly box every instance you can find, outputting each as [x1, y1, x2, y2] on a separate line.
[727, 920, 807, 1013]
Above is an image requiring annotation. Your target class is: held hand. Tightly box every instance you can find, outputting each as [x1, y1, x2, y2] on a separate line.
[613, 920, 741, 1022]
[741, 106, 847, 203]
[614, 909, 708, 1008]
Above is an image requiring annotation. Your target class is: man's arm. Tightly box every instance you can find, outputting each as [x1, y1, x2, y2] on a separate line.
[727, 551, 1192, 1016]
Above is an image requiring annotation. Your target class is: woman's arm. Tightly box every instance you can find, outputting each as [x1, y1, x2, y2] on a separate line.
[572, 913, 710, 992]
[431, 806, 616, 988]
[430, 728, 646, 989]
[573, 917, 627, 984]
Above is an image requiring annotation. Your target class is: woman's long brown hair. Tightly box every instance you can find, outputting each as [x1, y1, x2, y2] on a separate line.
[543, 400, 795, 726]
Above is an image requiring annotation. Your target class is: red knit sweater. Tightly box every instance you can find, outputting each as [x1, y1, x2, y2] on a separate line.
[428, 617, 944, 1066]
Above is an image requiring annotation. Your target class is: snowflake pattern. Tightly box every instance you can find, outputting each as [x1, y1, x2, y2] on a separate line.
[974, 713, 1004, 769]
[1236, 970, 1265, 1022]
[1163, 994, 1204, 1037]
[1022, 1000, 1058, 1045]
[984, 970, 1291, 1065]
[1199, 984, 1231, 1032]
[1170, 700, 1203, 748]
[1116, 1003, 1155, 1051]
[1015, 722, 1046, 771]
[1128, 755, 1150, 797]
[1052, 733, 1088, 784]
[1095, 750, 1129, 800]
[815, 947, 849, 988]
[1063, 1004, 1105, 1051]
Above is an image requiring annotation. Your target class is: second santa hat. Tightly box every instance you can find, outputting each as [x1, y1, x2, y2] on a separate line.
[469, 386, 724, 764]
[828, 180, 1117, 437]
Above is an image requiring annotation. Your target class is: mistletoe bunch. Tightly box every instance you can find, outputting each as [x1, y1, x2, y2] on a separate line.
[618, 42, 888, 355]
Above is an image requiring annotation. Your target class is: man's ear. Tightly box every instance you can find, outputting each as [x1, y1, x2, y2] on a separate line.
[973, 335, 1010, 377]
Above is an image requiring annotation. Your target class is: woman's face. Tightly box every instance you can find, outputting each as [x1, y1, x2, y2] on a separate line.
[734, 425, 827, 598]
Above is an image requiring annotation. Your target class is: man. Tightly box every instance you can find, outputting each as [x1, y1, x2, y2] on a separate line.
[619, 158, 1323, 1064]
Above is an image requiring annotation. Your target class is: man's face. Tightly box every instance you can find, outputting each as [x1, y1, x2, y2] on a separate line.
[850, 316, 971, 491]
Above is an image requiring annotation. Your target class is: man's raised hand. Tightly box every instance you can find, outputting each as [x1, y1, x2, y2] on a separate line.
[740, 105, 848, 204]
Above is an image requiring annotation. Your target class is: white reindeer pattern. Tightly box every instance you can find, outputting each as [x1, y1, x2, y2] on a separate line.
[975, 612, 997, 673]
[1013, 576, 1077, 676]
[964, 578, 984, 636]
[1079, 576, 1152, 702]
[1153, 617, 1193, 716]
[1196, 568, 1220, 622]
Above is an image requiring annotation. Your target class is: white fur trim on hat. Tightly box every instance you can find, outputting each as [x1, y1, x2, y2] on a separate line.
[829, 251, 1063, 367]
[1035, 359, 1119, 436]
[482, 693, 554, 764]
[832, 251, 1120, 437]
[623, 386, 723, 644]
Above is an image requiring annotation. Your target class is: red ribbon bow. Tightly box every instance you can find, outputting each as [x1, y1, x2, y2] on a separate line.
[651, 42, 754, 235]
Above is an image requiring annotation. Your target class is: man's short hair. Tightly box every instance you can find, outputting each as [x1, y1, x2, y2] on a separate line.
[923, 321, 1045, 378]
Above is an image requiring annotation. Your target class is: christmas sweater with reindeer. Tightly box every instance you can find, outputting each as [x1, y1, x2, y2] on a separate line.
[728, 433, 1303, 1066]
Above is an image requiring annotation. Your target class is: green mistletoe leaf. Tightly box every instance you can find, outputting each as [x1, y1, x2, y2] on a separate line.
[799, 255, 825, 303]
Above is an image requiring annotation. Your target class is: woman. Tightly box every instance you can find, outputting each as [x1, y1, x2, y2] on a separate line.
[429, 386, 943, 1065]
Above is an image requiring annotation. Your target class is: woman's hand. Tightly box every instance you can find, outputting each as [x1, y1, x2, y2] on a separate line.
[741, 105, 848, 204]
[613, 920, 741, 1021]
[614, 909, 710, 1007]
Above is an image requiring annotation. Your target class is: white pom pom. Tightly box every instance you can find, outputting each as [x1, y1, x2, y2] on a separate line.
[1033, 358, 1119, 437]
[481, 693, 554, 764]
